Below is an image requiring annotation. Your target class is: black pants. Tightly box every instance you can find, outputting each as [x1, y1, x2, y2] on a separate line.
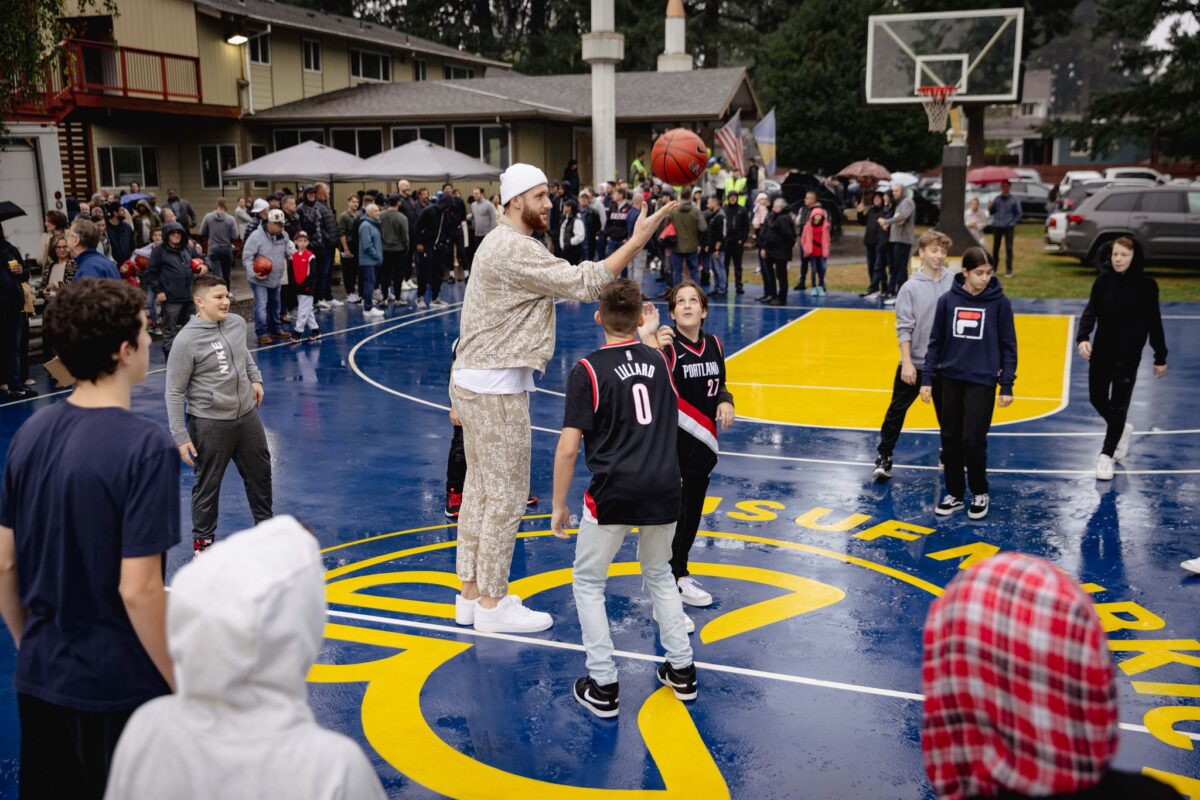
[889, 243, 912, 295]
[187, 409, 273, 540]
[416, 248, 447, 301]
[160, 301, 193, 358]
[341, 253, 359, 298]
[382, 250, 405, 298]
[796, 255, 812, 289]
[992, 226, 1015, 274]
[1089, 358, 1138, 456]
[878, 365, 942, 457]
[938, 377, 996, 499]
[18, 692, 133, 800]
[281, 281, 297, 313]
[865, 243, 882, 292]
[727, 241, 744, 288]
[208, 245, 232, 285]
[770, 258, 790, 300]
[447, 424, 466, 492]
[875, 242, 891, 292]
[671, 472, 711, 580]
[0, 309, 22, 388]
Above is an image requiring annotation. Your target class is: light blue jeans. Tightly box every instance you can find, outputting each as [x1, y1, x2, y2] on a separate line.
[708, 250, 728, 293]
[572, 519, 693, 685]
[251, 283, 281, 338]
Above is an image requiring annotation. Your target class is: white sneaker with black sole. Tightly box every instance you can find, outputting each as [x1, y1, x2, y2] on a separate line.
[935, 495, 964, 516]
[1095, 453, 1115, 481]
[967, 493, 990, 520]
[573, 677, 619, 718]
[1113, 422, 1134, 461]
[473, 594, 553, 633]
[656, 662, 698, 701]
[872, 455, 892, 481]
[651, 607, 695, 633]
[677, 576, 712, 607]
[455, 594, 477, 625]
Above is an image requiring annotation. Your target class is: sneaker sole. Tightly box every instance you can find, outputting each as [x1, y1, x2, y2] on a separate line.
[1095, 472, 1114, 481]
[679, 594, 712, 608]
[657, 672, 698, 701]
[872, 468, 892, 481]
[574, 689, 619, 719]
[967, 507, 989, 520]
[474, 617, 554, 634]
[1182, 561, 1200, 575]
[934, 505, 964, 516]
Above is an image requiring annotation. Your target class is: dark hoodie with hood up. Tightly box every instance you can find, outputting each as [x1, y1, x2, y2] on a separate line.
[147, 222, 204, 302]
[922, 273, 1018, 395]
[1076, 248, 1167, 375]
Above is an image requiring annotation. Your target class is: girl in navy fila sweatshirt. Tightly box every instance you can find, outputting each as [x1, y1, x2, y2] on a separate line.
[920, 248, 1017, 520]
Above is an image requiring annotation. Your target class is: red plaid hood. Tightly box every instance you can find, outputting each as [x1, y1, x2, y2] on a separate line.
[922, 553, 1118, 799]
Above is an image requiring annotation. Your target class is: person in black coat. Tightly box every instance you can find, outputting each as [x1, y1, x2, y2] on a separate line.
[859, 190, 888, 298]
[0, 224, 34, 399]
[104, 205, 135, 267]
[723, 192, 750, 294]
[757, 198, 796, 306]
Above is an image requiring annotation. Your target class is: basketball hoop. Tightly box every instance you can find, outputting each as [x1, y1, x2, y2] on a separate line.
[918, 86, 957, 133]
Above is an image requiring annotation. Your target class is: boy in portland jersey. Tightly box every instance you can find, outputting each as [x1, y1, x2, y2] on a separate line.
[552, 279, 696, 719]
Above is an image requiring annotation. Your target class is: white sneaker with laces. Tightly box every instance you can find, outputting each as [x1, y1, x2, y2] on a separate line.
[677, 576, 713, 607]
[1113, 423, 1134, 461]
[652, 607, 695, 633]
[431, 298, 449, 307]
[455, 594, 477, 625]
[317, 300, 332, 310]
[474, 594, 553, 633]
[330, 298, 344, 307]
[1181, 557, 1200, 575]
[345, 293, 361, 304]
[1096, 453, 1115, 481]
[365, 307, 385, 318]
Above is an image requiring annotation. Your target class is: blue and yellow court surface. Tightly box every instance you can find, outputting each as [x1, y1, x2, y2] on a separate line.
[1, 286, 1199, 798]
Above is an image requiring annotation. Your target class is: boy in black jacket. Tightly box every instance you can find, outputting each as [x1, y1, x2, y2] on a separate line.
[920, 248, 1017, 520]
[146, 221, 206, 358]
[1076, 237, 1167, 480]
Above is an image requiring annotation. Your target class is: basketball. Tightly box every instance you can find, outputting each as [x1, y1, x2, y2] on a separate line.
[134, 254, 148, 269]
[190, 258, 205, 274]
[652, 129, 708, 187]
[252, 256, 273, 279]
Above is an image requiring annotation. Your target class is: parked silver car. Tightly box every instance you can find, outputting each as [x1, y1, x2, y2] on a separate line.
[1062, 186, 1200, 266]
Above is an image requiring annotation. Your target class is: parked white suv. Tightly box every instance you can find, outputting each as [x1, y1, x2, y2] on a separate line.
[1057, 170, 1103, 196]
[1103, 167, 1169, 183]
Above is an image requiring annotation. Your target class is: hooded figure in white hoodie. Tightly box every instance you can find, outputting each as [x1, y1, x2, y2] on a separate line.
[104, 517, 385, 800]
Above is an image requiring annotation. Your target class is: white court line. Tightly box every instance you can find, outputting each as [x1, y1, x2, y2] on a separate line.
[726, 381, 1064, 403]
[324, 606, 1193, 741]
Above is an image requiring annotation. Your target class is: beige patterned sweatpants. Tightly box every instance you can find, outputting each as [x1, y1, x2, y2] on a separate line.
[450, 382, 531, 598]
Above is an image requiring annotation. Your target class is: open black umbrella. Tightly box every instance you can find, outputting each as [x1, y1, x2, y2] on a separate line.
[0, 201, 27, 223]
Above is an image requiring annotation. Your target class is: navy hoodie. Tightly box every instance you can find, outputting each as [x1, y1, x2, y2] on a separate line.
[922, 273, 1017, 394]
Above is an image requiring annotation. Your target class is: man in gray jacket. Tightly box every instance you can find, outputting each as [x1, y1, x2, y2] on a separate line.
[379, 194, 409, 304]
[199, 198, 237, 285]
[166, 274, 272, 556]
[242, 208, 295, 344]
[880, 183, 916, 302]
[872, 230, 955, 480]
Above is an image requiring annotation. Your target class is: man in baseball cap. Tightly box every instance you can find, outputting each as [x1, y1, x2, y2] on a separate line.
[241, 207, 295, 343]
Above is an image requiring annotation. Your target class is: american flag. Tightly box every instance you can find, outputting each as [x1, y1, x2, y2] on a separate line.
[714, 112, 745, 176]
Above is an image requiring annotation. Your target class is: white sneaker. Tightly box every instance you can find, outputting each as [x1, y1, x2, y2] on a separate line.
[431, 298, 449, 307]
[317, 300, 332, 310]
[365, 307, 385, 318]
[1182, 557, 1200, 575]
[330, 298, 344, 307]
[473, 594, 553, 633]
[345, 293, 361, 304]
[1096, 453, 1115, 481]
[1113, 423, 1134, 461]
[652, 607, 695, 634]
[455, 594, 477, 626]
[401, 279, 417, 290]
[677, 576, 713, 607]
[416, 298, 428, 310]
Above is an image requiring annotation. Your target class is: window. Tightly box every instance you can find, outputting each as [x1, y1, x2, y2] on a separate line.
[1096, 193, 1137, 212]
[97, 145, 158, 188]
[351, 49, 391, 82]
[392, 127, 446, 147]
[1136, 191, 1184, 214]
[331, 128, 383, 158]
[303, 39, 321, 72]
[453, 125, 510, 169]
[249, 143, 268, 190]
[413, 59, 427, 81]
[249, 33, 270, 65]
[443, 64, 474, 80]
[1069, 137, 1091, 158]
[1019, 102, 1041, 117]
[200, 144, 239, 189]
[273, 129, 324, 150]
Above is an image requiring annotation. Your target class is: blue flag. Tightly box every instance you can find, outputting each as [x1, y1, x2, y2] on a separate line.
[752, 109, 776, 176]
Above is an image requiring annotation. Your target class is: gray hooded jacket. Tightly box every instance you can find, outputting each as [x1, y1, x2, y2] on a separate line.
[165, 314, 263, 444]
[894, 265, 955, 367]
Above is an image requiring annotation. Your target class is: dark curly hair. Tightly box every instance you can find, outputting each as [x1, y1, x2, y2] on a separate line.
[598, 278, 644, 335]
[44, 279, 145, 381]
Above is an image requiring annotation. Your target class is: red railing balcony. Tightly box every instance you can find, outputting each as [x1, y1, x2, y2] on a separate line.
[60, 38, 202, 103]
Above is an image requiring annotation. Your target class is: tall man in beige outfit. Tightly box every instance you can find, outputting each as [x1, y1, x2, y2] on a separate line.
[452, 163, 677, 633]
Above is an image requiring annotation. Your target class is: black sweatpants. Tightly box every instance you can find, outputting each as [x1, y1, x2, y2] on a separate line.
[160, 301, 193, 359]
[18, 692, 134, 800]
[187, 409, 273, 541]
[417, 247, 447, 302]
[877, 365, 942, 458]
[889, 243, 912, 296]
[382, 249, 405, 298]
[727, 242, 744, 289]
[446, 424, 466, 492]
[1089, 358, 1138, 456]
[769, 258, 790, 300]
[938, 377, 996, 499]
[992, 226, 1015, 274]
[671, 472, 711, 580]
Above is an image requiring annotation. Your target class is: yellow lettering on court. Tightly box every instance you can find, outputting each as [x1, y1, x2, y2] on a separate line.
[925, 542, 1000, 570]
[1144, 768, 1200, 799]
[1132, 682, 1200, 698]
[854, 520, 935, 542]
[1143, 706, 1200, 751]
[795, 507, 872, 532]
[309, 623, 730, 799]
[1110, 640, 1200, 676]
[726, 500, 784, 522]
[702, 496, 723, 515]
[1094, 601, 1166, 633]
[724, 307, 1072, 428]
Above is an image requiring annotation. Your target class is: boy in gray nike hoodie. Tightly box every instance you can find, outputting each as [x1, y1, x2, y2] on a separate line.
[165, 275, 273, 555]
[872, 230, 956, 480]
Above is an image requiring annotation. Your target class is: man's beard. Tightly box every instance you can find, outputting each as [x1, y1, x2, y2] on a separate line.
[521, 203, 548, 232]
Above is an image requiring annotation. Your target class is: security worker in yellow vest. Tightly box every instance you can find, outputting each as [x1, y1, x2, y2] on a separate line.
[629, 151, 649, 185]
[724, 174, 748, 206]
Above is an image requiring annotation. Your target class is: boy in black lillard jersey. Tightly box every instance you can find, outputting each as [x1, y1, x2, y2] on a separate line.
[653, 281, 734, 617]
[552, 279, 697, 719]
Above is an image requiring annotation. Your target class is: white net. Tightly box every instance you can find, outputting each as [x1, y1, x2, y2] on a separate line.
[920, 88, 955, 133]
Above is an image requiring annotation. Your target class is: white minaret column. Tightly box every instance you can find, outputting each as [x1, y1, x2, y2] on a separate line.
[582, 0, 624, 186]
[657, 0, 692, 72]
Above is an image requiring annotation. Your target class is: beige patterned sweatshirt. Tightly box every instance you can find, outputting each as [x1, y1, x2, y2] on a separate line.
[456, 215, 613, 373]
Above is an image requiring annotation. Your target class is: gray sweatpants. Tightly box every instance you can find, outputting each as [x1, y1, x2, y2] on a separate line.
[187, 409, 273, 540]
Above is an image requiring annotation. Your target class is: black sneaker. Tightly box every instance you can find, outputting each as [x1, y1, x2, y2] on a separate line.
[656, 662, 698, 701]
[968, 493, 990, 520]
[935, 495, 965, 516]
[289, 332, 303, 344]
[307, 329, 321, 342]
[736, 286, 744, 295]
[574, 676, 619, 718]
[872, 455, 893, 481]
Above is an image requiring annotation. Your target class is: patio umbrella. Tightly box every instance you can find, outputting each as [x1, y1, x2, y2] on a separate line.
[223, 140, 367, 183]
[0, 201, 27, 223]
[837, 160, 890, 180]
[889, 172, 920, 188]
[967, 165, 1020, 184]
[334, 139, 502, 183]
[119, 193, 151, 208]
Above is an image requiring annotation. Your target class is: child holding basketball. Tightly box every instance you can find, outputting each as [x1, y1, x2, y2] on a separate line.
[920, 247, 1017, 520]
[1076, 236, 1167, 480]
[552, 279, 696, 719]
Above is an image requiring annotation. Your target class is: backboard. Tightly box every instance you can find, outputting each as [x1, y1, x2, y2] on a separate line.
[866, 8, 1024, 105]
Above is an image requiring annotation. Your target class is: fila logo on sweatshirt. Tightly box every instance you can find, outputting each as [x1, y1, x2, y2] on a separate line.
[953, 307, 986, 339]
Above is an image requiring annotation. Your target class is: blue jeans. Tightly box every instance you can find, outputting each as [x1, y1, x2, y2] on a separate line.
[810, 255, 827, 288]
[671, 251, 699, 285]
[251, 283, 281, 338]
[360, 264, 377, 311]
[145, 285, 158, 324]
[709, 250, 727, 292]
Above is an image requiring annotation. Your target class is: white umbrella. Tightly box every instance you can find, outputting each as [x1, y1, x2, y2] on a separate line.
[889, 171, 920, 188]
[333, 139, 502, 183]
[223, 141, 367, 183]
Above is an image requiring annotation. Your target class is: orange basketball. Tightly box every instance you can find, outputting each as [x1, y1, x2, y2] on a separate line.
[134, 254, 149, 269]
[252, 256, 273, 279]
[651, 129, 708, 187]
[190, 257, 205, 274]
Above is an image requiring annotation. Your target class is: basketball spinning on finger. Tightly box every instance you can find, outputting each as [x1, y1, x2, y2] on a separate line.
[652, 129, 708, 187]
